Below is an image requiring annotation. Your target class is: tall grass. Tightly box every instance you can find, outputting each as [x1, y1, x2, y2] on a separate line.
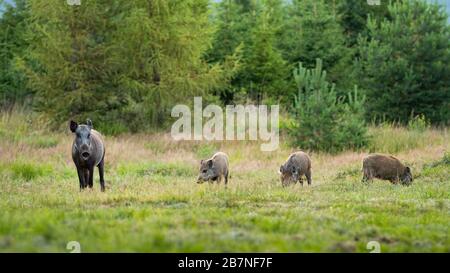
[0, 106, 55, 144]
[368, 122, 447, 154]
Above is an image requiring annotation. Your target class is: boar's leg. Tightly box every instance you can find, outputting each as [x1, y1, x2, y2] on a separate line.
[88, 166, 94, 188]
[362, 168, 372, 183]
[98, 159, 105, 192]
[77, 168, 86, 190]
[82, 169, 89, 189]
[306, 170, 312, 185]
[225, 171, 228, 185]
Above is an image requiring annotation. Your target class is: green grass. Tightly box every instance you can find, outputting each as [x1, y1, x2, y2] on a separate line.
[0, 161, 54, 181]
[0, 110, 448, 252]
[0, 153, 448, 252]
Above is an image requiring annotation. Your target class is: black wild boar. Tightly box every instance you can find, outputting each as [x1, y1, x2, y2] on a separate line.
[279, 151, 312, 187]
[70, 119, 106, 191]
[197, 152, 229, 185]
[362, 154, 412, 185]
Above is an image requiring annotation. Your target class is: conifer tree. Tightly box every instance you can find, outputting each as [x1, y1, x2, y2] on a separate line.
[243, 2, 288, 102]
[280, 0, 350, 87]
[357, 0, 450, 124]
[290, 59, 368, 153]
[17, 0, 237, 130]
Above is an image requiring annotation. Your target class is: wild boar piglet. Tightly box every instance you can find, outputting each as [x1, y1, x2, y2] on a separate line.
[279, 151, 312, 187]
[362, 154, 412, 185]
[197, 152, 229, 185]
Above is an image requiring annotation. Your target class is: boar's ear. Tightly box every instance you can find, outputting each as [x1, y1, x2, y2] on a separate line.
[86, 119, 93, 129]
[70, 120, 78, 133]
[207, 159, 213, 168]
[279, 165, 284, 174]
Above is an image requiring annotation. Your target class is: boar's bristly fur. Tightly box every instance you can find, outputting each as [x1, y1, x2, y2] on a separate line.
[197, 152, 229, 185]
[70, 119, 106, 191]
[362, 154, 412, 185]
[280, 151, 312, 187]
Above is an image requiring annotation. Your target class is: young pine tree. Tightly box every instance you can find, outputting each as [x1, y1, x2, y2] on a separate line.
[290, 59, 368, 153]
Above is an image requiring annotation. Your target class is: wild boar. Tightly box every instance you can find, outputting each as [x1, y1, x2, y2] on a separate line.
[70, 119, 106, 191]
[279, 151, 312, 187]
[362, 154, 412, 185]
[197, 152, 229, 185]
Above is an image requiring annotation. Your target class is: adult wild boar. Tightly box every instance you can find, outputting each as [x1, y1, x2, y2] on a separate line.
[197, 152, 229, 185]
[70, 119, 106, 191]
[362, 154, 412, 185]
[279, 151, 312, 187]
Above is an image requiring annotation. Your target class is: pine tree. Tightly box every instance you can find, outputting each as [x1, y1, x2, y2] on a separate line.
[279, 0, 351, 92]
[357, 0, 450, 124]
[242, 0, 289, 102]
[290, 59, 368, 153]
[337, 0, 390, 47]
[206, 0, 253, 103]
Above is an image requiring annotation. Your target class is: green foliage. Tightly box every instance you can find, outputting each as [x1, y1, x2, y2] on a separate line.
[208, 0, 289, 103]
[337, 0, 390, 46]
[289, 59, 368, 153]
[356, 0, 450, 125]
[1, 0, 449, 132]
[0, 0, 31, 107]
[243, 2, 289, 101]
[16, 0, 237, 131]
[279, 0, 352, 90]
[407, 114, 430, 132]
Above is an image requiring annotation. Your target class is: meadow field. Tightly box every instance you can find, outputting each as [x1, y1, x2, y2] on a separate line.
[0, 110, 448, 252]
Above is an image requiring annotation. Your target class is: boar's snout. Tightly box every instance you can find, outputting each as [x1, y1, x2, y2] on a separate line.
[401, 166, 413, 185]
[81, 151, 90, 159]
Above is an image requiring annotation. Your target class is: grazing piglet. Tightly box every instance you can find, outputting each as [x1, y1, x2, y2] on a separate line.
[279, 151, 312, 187]
[362, 154, 412, 185]
[197, 152, 229, 185]
[70, 119, 106, 191]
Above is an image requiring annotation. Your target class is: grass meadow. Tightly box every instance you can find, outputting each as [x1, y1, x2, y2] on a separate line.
[0, 110, 448, 252]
